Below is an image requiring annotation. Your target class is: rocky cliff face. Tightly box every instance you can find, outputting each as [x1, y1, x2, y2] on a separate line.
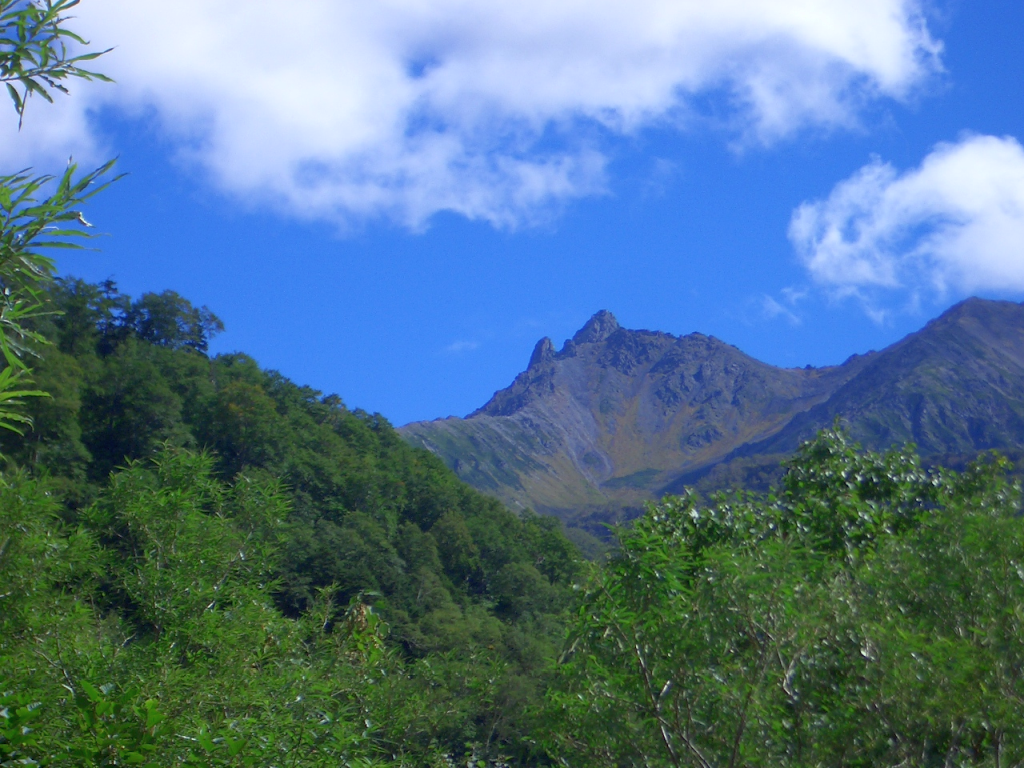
[401, 299, 1024, 526]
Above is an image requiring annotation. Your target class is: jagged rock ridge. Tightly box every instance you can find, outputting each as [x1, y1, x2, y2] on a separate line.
[400, 299, 1024, 527]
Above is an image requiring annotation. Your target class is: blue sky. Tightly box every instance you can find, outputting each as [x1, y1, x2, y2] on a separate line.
[5, 0, 1024, 426]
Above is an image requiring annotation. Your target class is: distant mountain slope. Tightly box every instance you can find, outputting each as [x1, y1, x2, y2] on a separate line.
[716, 297, 1024, 474]
[401, 298, 1024, 527]
[400, 310, 854, 517]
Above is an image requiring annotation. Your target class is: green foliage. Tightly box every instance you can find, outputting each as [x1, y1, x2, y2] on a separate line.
[0, 161, 115, 306]
[1, 453, 413, 765]
[550, 427, 1024, 767]
[0, 160, 117, 433]
[0, 1, 115, 437]
[0, 692, 45, 767]
[1, 278, 584, 764]
[1, 0, 111, 122]
[126, 290, 224, 354]
[67, 683, 170, 768]
[0, 363, 44, 434]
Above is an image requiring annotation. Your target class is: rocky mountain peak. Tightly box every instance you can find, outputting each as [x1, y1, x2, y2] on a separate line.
[573, 310, 620, 344]
[529, 337, 556, 368]
[402, 296, 1024, 528]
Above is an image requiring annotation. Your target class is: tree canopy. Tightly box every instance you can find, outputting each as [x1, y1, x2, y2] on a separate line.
[549, 427, 1024, 767]
[1, 277, 584, 765]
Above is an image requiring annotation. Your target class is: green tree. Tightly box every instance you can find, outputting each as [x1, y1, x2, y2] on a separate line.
[127, 290, 224, 353]
[549, 427, 1024, 767]
[0, 449, 415, 766]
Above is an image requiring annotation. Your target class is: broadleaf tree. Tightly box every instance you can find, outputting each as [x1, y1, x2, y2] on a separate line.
[548, 427, 1024, 767]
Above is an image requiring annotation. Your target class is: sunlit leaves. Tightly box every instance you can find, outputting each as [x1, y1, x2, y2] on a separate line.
[0, 0, 115, 441]
[0, 160, 118, 295]
[550, 427, 1024, 767]
[0, 0, 111, 125]
[0, 161, 118, 434]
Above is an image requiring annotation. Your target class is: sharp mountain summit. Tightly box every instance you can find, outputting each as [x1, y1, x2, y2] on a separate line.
[401, 299, 1024, 533]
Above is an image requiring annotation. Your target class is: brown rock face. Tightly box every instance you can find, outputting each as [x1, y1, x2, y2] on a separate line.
[402, 311, 860, 519]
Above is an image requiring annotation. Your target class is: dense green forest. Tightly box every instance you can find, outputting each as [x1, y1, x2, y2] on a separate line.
[1, 278, 583, 764]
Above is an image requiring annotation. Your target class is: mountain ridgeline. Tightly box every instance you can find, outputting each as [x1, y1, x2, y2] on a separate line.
[401, 299, 1024, 532]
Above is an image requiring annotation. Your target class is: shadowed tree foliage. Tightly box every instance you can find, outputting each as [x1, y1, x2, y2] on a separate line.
[1, 277, 584, 766]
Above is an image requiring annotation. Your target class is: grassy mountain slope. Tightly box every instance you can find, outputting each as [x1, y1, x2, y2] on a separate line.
[402, 299, 1024, 527]
[402, 310, 865, 523]
[747, 297, 1024, 455]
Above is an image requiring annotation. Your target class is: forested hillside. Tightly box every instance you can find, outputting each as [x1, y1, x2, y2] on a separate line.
[1, 278, 582, 764]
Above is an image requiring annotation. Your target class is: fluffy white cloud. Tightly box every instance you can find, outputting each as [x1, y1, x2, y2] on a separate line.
[790, 135, 1024, 300]
[3, 0, 940, 227]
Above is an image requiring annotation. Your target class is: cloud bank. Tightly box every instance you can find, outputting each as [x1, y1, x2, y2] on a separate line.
[790, 135, 1024, 304]
[2, 0, 940, 227]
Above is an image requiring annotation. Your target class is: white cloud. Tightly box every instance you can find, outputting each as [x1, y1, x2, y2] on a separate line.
[444, 340, 480, 354]
[762, 294, 801, 325]
[790, 134, 1024, 303]
[3, 0, 940, 227]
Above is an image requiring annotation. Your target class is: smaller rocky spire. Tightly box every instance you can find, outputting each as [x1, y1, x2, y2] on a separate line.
[529, 337, 556, 368]
[572, 310, 620, 344]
